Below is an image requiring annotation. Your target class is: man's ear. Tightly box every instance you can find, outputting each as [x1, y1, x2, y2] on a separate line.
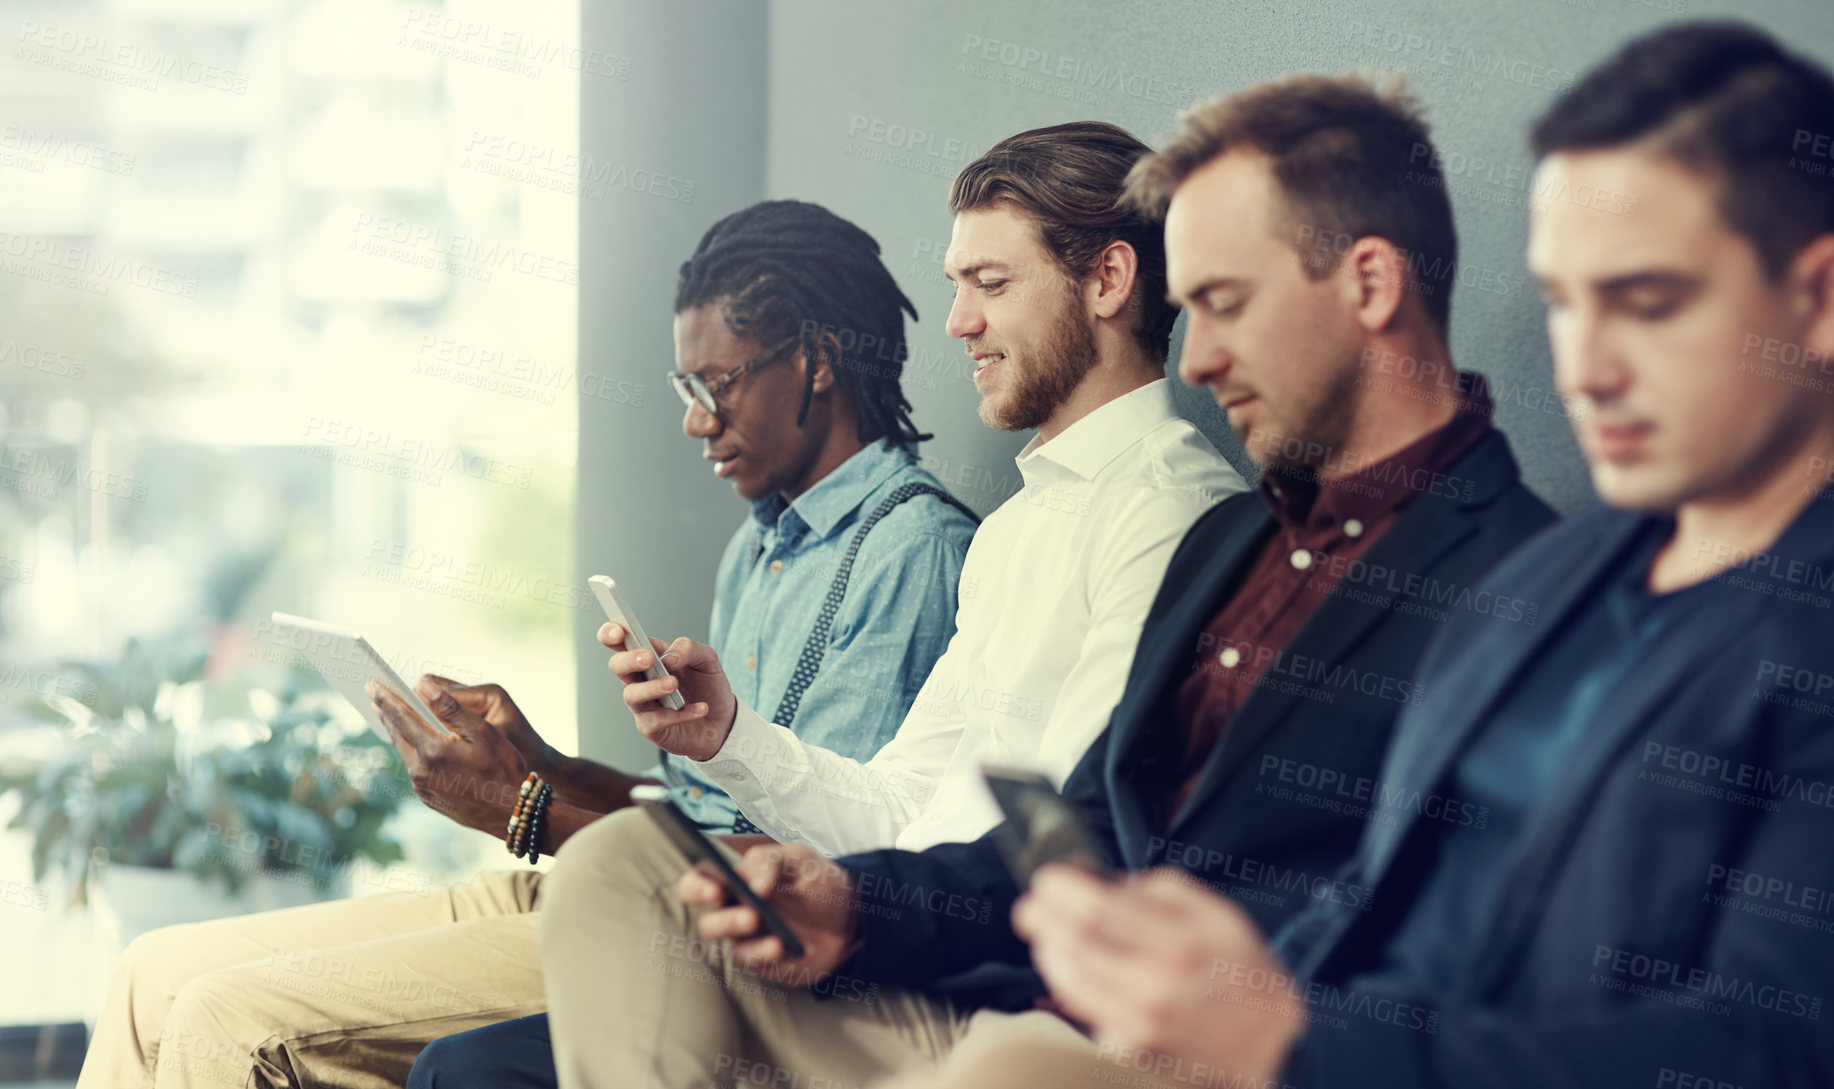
[1789, 233, 1834, 365]
[1342, 236, 1409, 334]
[800, 331, 844, 394]
[1088, 239, 1141, 322]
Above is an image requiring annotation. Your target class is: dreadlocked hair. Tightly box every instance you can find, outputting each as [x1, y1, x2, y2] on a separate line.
[674, 200, 931, 450]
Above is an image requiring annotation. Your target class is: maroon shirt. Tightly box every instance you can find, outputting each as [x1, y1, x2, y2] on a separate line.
[1158, 374, 1498, 827]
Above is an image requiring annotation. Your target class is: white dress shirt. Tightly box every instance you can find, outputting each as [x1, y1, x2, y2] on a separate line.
[694, 378, 1248, 854]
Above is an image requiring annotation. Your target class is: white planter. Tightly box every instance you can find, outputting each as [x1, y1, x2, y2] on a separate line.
[86, 863, 348, 1029]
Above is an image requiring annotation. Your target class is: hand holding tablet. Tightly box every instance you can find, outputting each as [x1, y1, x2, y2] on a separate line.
[269, 611, 454, 742]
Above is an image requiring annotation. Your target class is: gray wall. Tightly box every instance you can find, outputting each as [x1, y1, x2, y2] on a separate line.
[574, 0, 767, 770]
[579, 0, 1834, 767]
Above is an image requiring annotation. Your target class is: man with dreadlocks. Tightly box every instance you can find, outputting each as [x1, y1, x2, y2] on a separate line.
[78, 200, 975, 1089]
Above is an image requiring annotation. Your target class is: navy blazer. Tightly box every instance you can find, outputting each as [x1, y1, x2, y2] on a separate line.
[1275, 492, 1834, 1088]
[838, 428, 1556, 1010]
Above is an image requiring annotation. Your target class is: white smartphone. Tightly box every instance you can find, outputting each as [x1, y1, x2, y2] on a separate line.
[268, 612, 454, 742]
[589, 575, 686, 712]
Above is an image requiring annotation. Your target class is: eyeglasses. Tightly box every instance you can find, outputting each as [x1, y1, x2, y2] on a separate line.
[667, 336, 800, 419]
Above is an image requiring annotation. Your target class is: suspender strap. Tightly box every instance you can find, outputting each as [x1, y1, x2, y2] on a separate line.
[768, 482, 978, 728]
[698, 482, 977, 834]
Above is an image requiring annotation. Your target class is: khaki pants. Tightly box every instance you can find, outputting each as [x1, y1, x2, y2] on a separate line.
[78, 868, 544, 1089]
[538, 808, 1089, 1089]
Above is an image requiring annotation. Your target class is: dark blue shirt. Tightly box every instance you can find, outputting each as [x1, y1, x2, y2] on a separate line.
[1361, 519, 1718, 994]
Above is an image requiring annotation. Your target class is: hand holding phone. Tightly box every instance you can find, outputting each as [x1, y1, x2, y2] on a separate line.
[590, 576, 686, 712]
[630, 785, 806, 958]
[982, 765, 1114, 887]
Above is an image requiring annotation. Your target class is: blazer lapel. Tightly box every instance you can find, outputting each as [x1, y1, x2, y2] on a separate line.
[1107, 498, 1274, 868]
[1358, 513, 1646, 884]
[1167, 483, 1480, 840]
[1469, 575, 1775, 993]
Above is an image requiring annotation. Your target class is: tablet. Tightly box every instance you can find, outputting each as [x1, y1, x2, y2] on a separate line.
[268, 612, 453, 742]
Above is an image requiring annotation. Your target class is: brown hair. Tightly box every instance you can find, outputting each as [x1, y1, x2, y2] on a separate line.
[950, 121, 1176, 362]
[1531, 21, 1834, 281]
[1126, 74, 1459, 335]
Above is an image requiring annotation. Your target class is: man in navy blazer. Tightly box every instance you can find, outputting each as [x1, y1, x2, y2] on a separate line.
[932, 22, 1834, 1089]
[568, 75, 1557, 1086]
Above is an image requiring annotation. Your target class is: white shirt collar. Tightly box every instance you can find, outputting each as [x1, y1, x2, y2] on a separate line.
[1015, 378, 1179, 485]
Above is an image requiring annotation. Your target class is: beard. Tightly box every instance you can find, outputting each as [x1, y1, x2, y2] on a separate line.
[1239, 362, 1362, 485]
[978, 288, 1100, 433]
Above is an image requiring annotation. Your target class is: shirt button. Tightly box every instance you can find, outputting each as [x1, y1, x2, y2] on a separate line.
[690, 786, 702, 799]
[1219, 647, 1241, 668]
[1290, 549, 1314, 570]
[786, 830, 801, 840]
[1344, 518, 1364, 539]
[731, 773, 746, 782]
[769, 560, 784, 573]
[745, 655, 757, 670]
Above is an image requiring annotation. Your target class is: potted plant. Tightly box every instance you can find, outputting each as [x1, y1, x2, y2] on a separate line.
[0, 634, 411, 1018]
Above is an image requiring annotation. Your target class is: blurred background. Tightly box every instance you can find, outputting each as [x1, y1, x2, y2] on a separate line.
[1, 0, 1828, 1083]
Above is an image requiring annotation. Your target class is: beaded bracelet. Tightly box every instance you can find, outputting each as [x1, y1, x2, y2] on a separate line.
[506, 773, 541, 856]
[522, 783, 554, 864]
[504, 774, 533, 852]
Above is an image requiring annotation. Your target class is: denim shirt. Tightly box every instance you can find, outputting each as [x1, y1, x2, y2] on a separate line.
[648, 438, 976, 831]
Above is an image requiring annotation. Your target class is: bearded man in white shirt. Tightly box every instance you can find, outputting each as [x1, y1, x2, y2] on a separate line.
[605, 120, 1245, 856]
[532, 121, 1247, 1088]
